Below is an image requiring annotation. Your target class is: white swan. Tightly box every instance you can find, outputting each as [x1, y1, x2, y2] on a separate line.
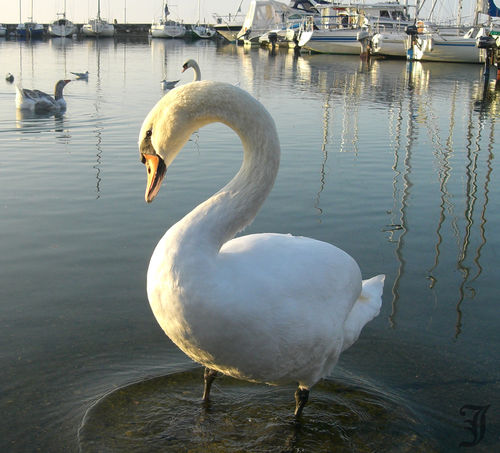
[182, 59, 201, 81]
[139, 81, 384, 417]
[15, 79, 71, 113]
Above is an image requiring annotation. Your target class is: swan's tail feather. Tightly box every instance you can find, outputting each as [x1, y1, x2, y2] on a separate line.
[342, 274, 385, 352]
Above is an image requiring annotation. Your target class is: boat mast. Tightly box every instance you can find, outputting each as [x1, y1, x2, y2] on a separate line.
[98, 0, 101, 20]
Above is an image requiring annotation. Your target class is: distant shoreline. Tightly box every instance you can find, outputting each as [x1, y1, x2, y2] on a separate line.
[1, 23, 212, 37]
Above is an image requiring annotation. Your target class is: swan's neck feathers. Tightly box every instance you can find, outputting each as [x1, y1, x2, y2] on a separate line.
[165, 82, 280, 255]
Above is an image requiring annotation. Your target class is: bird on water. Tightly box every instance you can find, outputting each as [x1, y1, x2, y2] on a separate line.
[15, 79, 71, 113]
[138, 80, 384, 417]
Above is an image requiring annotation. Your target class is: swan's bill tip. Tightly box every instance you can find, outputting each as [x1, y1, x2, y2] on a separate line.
[143, 154, 167, 203]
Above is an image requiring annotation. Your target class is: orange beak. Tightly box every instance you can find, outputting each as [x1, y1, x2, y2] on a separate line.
[143, 154, 166, 203]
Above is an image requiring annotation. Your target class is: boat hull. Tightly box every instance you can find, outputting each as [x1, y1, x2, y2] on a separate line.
[82, 19, 115, 37]
[300, 29, 363, 55]
[16, 23, 44, 39]
[407, 35, 484, 63]
[371, 31, 407, 58]
[151, 23, 186, 38]
[49, 20, 77, 37]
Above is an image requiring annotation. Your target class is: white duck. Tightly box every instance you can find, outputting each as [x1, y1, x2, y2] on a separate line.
[181, 59, 201, 81]
[15, 79, 71, 113]
[139, 81, 384, 417]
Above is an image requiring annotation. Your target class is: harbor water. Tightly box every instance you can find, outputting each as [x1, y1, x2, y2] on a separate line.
[0, 37, 499, 451]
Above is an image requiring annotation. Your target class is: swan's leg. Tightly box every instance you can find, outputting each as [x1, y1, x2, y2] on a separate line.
[294, 387, 310, 418]
[202, 367, 218, 402]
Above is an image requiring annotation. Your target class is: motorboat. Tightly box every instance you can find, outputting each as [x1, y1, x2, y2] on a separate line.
[298, 2, 411, 55]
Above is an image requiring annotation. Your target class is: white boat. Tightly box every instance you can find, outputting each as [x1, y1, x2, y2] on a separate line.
[151, 2, 186, 38]
[298, 2, 411, 55]
[49, 1, 77, 37]
[192, 0, 216, 39]
[237, 0, 314, 44]
[82, 0, 115, 37]
[405, 22, 487, 63]
[0, 24, 7, 37]
[371, 30, 409, 57]
[405, 0, 500, 63]
[192, 24, 217, 39]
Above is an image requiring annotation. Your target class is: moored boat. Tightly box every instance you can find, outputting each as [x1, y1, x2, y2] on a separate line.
[298, 1, 411, 55]
[16, 0, 44, 40]
[82, 0, 115, 37]
[49, 1, 77, 37]
[151, 2, 186, 38]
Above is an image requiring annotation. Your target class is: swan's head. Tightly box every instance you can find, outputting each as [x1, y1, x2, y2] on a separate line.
[181, 59, 197, 73]
[139, 81, 211, 203]
[139, 80, 278, 204]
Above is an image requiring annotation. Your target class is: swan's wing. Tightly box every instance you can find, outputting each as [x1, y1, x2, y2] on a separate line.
[21, 88, 55, 109]
[218, 233, 361, 311]
[207, 233, 365, 384]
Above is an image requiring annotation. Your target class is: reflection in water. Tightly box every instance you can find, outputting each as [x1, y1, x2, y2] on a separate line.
[314, 90, 332, 220]
[385, 67, 416, 329]
[403, 62, 496, 336]
[298, 55, 498, 336]
[92, 41, 104, 199]
[15, 108, 67, 135]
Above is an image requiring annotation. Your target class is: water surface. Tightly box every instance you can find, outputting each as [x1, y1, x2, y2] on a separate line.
[0, 37, 499, 452]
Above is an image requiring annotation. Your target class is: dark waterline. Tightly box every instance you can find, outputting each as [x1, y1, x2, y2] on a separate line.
[0, 38, 499, 452]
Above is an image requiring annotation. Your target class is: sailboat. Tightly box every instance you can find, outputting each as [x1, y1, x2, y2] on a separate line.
[82, 0, 115, 37]
[49, 0, 77, 37]
[16, 0, 44, 39]
[192, 0, 216, 39]
[151, 2, 186, 38]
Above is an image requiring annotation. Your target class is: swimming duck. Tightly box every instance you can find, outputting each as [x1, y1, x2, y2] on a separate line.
[139, 81, 385, 417]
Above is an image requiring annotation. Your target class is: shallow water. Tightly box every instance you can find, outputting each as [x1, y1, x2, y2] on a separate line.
[0, 37, 499, 452]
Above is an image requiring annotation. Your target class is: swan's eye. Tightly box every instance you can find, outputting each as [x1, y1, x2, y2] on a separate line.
[146, 129, 152, 139]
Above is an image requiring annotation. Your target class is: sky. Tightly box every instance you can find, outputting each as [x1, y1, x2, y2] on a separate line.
[2, 0, 480, 25]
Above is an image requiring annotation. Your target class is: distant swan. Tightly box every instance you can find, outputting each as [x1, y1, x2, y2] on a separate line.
[182, 59, 201, 81]
[15, 79, 71, 113]
[139, 81, 384, 417]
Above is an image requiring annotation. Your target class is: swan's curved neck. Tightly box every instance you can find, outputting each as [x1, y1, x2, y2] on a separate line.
[192, 63, 201, 81]
[170, 87, 280, 256]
